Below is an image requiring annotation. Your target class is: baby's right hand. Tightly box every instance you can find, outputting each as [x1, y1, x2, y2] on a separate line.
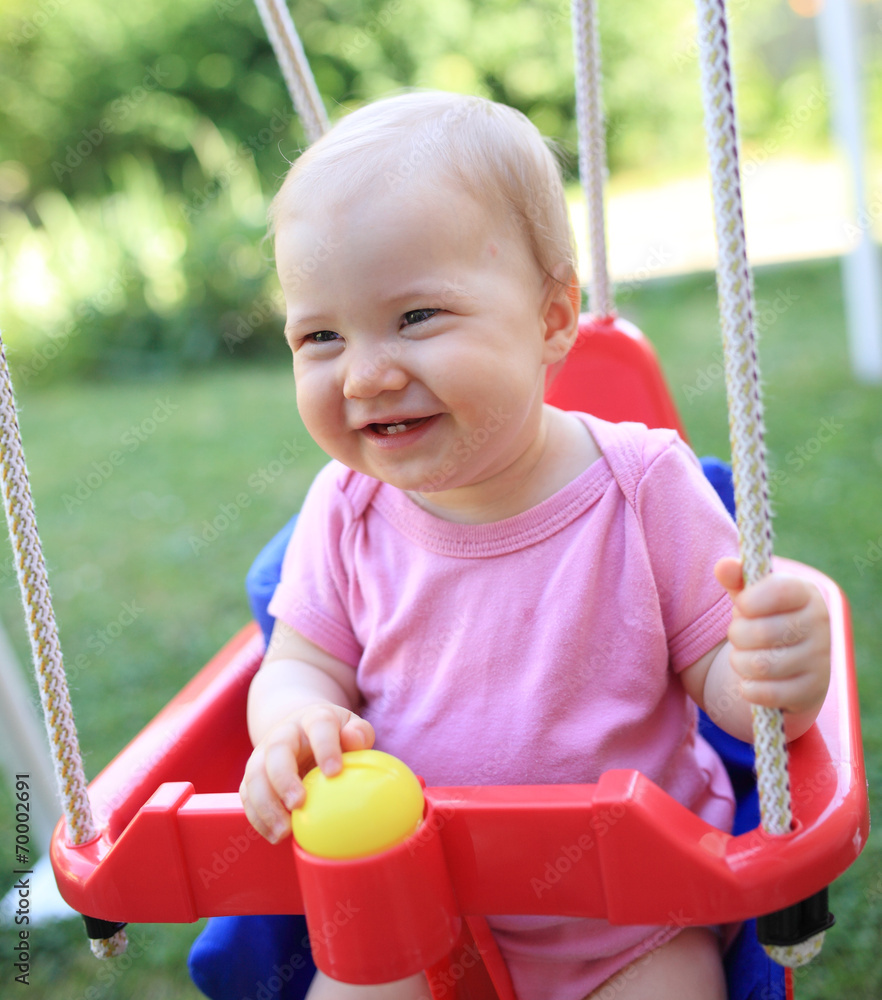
[240, 703, 375, 843]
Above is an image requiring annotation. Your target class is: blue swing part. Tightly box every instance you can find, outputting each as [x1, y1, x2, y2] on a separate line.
[187, 316, 867, 1000]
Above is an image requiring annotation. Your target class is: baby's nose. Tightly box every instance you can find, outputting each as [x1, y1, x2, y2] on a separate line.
[343, 345, 408, 398]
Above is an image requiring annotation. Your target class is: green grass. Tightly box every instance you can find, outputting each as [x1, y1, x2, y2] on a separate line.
[0, 255, 880, 998]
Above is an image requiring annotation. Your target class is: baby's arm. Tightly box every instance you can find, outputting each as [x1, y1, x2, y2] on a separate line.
[680, 557, 831, 744]
[240, 622, 374, 843]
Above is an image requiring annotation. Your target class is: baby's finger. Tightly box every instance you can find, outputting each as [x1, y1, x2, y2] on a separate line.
[240, 757, 295, 843]
[729, 645, 827, 713]
[727, 607, 812, 653]
[733, 573, 815, 619]
[265, 737, 308, 805]
[737, 669, 825, 715]
[729, 642, 806, 682]
[340, 715, 375, 752]
[714, 556, 744, 599]
[299, 703, 347, 776]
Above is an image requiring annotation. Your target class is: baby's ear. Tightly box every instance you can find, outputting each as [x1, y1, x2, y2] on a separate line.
[541, 268, 581, 364]
[565, 273, 582, 318]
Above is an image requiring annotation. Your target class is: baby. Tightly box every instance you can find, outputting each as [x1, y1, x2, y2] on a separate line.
[240, 91, 830, 1000]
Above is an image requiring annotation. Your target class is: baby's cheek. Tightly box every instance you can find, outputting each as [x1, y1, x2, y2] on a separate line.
[294, 381, 336, 435]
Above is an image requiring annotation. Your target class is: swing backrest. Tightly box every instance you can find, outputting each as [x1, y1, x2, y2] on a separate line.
[546, 315, 688, 439]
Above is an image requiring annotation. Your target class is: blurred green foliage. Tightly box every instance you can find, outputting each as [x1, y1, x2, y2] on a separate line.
[0, 0, 875, 381]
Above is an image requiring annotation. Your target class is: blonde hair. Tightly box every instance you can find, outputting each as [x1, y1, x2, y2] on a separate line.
[270, 90, 576, 286]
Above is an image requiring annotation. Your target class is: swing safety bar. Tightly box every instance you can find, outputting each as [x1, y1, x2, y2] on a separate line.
[50, 556, 867, 984]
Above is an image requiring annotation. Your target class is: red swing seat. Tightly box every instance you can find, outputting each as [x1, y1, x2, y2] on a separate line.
[50, 316, 868, 998]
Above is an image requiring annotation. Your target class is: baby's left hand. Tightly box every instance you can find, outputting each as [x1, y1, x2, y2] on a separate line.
[715, 556, 831, 717]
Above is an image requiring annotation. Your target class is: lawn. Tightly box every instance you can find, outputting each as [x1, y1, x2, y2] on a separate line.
[0, 255, 880, 998]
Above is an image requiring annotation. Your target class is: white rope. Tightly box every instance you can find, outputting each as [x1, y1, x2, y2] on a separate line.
[89, 933, 129, 959]
[571, 0, 613, 317]
[694, 0, 822, 966]
[252, 0, 329, 143]
[0, 333, 127, 958]
[764, 936, 826, 969]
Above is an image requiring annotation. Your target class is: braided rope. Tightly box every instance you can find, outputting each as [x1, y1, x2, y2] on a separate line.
[764, 935, 826, 969]
[89, 933, 129, 959]
[695, 0, 822, 967]
[0, 334, 127, 958]
[252, 0, 329, 143]
[571, 0, 613, 317]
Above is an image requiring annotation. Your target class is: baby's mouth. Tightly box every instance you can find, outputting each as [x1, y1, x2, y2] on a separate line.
[371, 417, 431, 436]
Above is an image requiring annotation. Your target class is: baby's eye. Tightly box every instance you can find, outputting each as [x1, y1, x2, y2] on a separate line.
[305, 330, 339, 344]
[402, 309, 439, 327]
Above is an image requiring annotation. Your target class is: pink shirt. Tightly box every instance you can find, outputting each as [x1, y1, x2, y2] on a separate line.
[269, 412, 738, 999]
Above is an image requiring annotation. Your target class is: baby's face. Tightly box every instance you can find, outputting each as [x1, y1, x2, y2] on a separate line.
[275, 177, 561, 499]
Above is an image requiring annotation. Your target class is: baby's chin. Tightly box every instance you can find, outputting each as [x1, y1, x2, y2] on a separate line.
[318, 452, 450, 494]
[365, 465, 469, 500]
[378, 470, 463, 495]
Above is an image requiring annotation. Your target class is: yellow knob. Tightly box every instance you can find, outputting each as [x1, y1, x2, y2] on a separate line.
[291, 749, 424, 859]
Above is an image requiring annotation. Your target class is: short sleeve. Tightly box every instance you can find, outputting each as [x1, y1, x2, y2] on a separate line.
[267, 461, 362, 667]
[634, 435, 737, 671]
